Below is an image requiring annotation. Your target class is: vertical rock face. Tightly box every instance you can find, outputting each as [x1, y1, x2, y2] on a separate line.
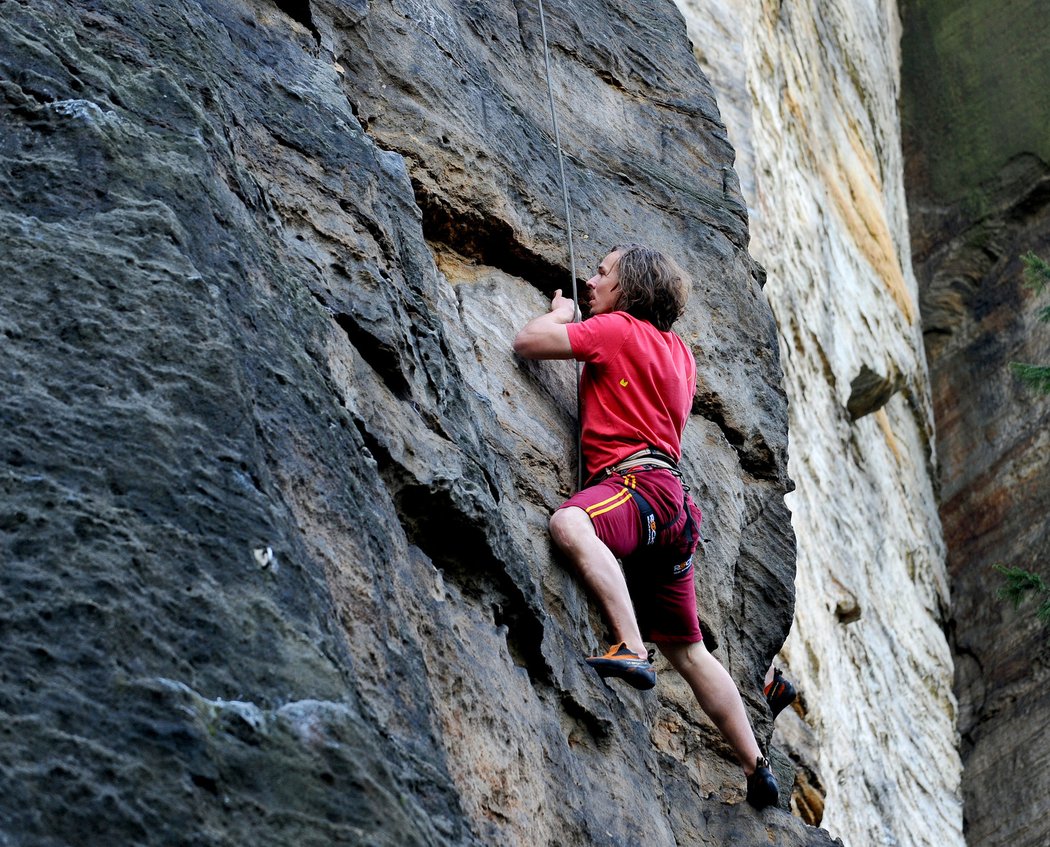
[0, 1, 839, 845]
[676, 1, 963, 845]
[899, 1, 1050, 845]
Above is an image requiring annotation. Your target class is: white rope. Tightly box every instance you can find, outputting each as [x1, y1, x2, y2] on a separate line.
[536, 0, 584, 490]
[537, 0, 580, 319]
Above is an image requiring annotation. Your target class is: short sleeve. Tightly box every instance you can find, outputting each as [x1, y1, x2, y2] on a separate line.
[565, 312, 633, 364]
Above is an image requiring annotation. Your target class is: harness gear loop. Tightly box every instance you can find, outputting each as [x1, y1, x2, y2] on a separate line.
[537, 0, 584, 490]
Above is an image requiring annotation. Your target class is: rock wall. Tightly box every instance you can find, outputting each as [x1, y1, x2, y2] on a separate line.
[0, 1, 841, 845]
[899, 1, 1050, 845]
[675, 1, 964, 845]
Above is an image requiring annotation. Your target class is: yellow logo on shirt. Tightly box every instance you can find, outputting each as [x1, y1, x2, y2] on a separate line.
[619, 378, 629, 387]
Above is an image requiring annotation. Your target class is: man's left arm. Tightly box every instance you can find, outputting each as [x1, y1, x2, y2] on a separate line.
[513, 289, 577, 360]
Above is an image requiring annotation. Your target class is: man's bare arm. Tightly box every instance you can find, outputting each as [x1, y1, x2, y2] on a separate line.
[513, 289, 577, 360]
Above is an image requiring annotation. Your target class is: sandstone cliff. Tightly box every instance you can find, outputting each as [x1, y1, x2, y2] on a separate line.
[676, 1, 964, 845]
[900, 1, 1050, 845]
[0, 1, 840, 844]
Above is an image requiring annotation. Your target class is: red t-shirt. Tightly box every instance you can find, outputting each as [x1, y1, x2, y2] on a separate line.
[565, 312, 696, 482]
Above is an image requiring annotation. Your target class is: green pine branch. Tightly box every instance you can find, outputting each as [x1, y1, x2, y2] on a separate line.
[994, 564, 1050, 624]
[1022, 251, 1050, 296]
[1010, 252, 1050, 394]
[1008, 362, 1050, 393]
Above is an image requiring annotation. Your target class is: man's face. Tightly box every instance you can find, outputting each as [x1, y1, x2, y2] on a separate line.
[586, 250, 622, 315]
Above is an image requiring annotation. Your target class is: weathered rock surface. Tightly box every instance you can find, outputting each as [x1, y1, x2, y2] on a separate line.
[900, 1, 1050, 844]
[676, 1, 963, 845]
[0, 1, 840, 844]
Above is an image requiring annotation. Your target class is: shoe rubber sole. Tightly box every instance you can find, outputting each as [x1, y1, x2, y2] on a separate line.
[585, 643, 656, 690]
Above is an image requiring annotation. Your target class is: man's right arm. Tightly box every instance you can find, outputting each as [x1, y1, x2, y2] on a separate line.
[513, 289, 577, 360]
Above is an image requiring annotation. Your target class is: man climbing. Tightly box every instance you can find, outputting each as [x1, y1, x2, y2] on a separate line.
[513, 243, 780, 810]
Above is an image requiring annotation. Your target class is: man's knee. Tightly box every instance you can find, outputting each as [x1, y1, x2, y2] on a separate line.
[657, 639, 709, 672]
[549, 505, 590, 548]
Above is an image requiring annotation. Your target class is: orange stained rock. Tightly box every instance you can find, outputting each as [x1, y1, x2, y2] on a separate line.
[875, 407, 903, 464]
[823, 124, 917, 325]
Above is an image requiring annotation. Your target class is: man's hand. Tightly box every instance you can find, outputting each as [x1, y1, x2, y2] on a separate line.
[548, 289, 577, 320]
[512, 289, 578, 360]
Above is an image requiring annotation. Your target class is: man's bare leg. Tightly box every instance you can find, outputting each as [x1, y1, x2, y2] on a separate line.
[656, 639, 763, 775]
[549, 505, 647, 658]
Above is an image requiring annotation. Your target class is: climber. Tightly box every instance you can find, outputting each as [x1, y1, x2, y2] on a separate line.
[512, 243, 780, 810]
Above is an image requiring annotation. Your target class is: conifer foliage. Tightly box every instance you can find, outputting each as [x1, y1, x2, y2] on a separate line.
[994, 564, 1050, 625]
[994, 252, 1049, 629]
[1009, 251, 1050, 393]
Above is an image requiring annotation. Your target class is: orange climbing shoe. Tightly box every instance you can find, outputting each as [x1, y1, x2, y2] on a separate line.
[585, 643, 656, 690]
[764, 667, 797, 719]
[746, 756, 779, 809]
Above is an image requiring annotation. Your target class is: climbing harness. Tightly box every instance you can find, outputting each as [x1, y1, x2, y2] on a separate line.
[594, 448, 700, 564]
[601, 447, 683, 480]
[536, 0, 584, 490]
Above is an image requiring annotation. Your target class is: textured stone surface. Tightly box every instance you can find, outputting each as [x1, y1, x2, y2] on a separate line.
[900, 2, 1050, 845]
[900, 0, 1050, 205]
[0, 1, 840, 844]
[676, 1, 964, 845]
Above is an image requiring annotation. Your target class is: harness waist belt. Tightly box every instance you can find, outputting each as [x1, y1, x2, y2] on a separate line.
[606, 448, 681, 479]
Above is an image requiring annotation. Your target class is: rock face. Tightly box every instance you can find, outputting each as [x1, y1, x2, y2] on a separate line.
[675, 1, 964, 845]
[900, 1, 1050, 845]
[0, 1, 839, 845]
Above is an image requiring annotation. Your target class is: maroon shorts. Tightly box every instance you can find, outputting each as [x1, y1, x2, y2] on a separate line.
[558, 468, 704, 644]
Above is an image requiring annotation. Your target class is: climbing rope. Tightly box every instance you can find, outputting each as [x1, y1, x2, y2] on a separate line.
[536, 0, 584, 490]
[537, 0, 580, 318]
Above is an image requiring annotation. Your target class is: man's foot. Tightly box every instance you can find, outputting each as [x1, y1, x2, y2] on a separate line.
[585, 643, 656, 690]
[746, 756, 779, 809]
[764, 667, 797, 719]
